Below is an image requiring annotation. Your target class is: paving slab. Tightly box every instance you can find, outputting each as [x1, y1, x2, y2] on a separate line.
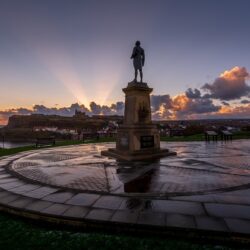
[42, 203, 72, 216]
[92, 195, 124, 210]
[225, 218, 250, 234]
[66, 193, 100, 206]
[25, 186, 59, 199]
[111, 210, 139, 224]
[205, 203, 250, 220]
[137, 211, 166, 226]
[167, 214, 196, 229]
[63, 206, 89, 218]
[195, 216, 229, 232]
[0, 180, 26, 190]
[8, 197, 34, 209]
[26, 200, 53, 212]
[10, 184, 41, 194]
[85, 208, 114, 221]
[152, 200, 205, 216]
[0, 193, 20, 204]
[42, 191, 74, 203]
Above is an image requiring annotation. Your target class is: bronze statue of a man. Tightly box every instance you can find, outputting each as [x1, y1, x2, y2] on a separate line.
[130, 41, 145, 83]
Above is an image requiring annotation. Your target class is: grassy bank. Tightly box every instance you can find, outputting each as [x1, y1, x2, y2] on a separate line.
[161, 131, 250, 142]
[0, 137, 115, 157]
[1, 132, 249, 157]
[0, 212, 234, 250]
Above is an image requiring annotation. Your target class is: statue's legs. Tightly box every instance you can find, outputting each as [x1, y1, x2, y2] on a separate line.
[134, 69, 138, 82]
[139, 69, 143, 82]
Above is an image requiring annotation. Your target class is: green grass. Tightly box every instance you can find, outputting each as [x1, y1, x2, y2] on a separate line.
[161, 131, 250, 142]
[1, 132, 249, 157]
[0, 137, 115, 157]
[0, 213, 234, 250]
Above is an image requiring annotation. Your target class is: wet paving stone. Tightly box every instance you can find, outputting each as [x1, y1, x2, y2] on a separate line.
[63, 206, 89, 218]
[42, 203, 71, 216]
[152, 200, 205, 216]
[9, 184, 41, 195]
[0, 190, 13, 199]
[8, 197, 34, 209]
[0, 180, 27, 190]
[66, 193, 100, 206]
[111, 210, 139, 224]
[26, 200, 53, 212]
[195, 216, 229, 232]
[92, 195, 124, 210]
[6, 140, 250, 196]
[224, 218, 250, 234]
[118, 198, 147, 211]
[205, 203, 250, 220]
[0, 178, 19, 184]
[0, 193, 20, 204]
[42, 191, 75, 203]
[137, 211, 166, 226]
[25, 186, 59, 199]
[85, 208, 114, 221]
[166, 214, 196, 229]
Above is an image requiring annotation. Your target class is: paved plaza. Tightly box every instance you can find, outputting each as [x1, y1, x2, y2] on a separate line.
[0, 140, 250, 238]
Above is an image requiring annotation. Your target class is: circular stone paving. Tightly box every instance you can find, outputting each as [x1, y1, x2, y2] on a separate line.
[6, 141, 250, 197]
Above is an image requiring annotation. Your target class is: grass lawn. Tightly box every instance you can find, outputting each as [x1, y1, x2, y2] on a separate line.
[0, 212, 234, 250]
[161, 131, 250, 142]
[0, 137, 249, 249]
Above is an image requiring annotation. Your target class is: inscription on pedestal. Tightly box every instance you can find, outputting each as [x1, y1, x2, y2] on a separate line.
[118, 134, 129, 150]
[140, 135, 154, 149]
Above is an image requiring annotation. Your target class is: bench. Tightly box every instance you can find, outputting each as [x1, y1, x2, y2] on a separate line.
[220, 130, 233, 140]
[204, 131, 218, 141]
[82, 133, 99, 142]
[36, 137, 56, 147]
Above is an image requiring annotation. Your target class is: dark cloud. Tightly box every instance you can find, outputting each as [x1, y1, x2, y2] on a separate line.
[151, 95, 172, 111]
[202, 66, 250, 100]
[171, 94, 221, 119]
[241, 99, 250, 104]
[222, 101, 230, 106]
[185, 88, 201, 99]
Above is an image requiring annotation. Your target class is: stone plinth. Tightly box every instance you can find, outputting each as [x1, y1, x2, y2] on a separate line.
[101, 82, 176, 161]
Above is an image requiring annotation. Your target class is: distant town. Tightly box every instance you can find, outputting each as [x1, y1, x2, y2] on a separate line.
[0, 110, 249, 142]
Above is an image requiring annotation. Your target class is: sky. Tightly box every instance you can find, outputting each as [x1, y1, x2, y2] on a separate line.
[0, 0, 250, 124]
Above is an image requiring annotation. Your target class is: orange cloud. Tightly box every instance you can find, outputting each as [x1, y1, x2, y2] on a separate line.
[220, 66, 249, 80]
[202, 66, 250, 100]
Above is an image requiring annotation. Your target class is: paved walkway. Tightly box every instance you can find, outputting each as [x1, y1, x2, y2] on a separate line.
[0, 141, 250, 240]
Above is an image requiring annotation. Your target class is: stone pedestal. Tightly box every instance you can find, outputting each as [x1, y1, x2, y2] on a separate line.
[101, 82, 176, 161]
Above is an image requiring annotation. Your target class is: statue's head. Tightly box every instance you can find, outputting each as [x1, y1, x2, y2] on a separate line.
[135, 41, 141, 46]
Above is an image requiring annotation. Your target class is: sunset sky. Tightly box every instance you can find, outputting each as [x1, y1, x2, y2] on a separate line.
[0, 0, 250, 124]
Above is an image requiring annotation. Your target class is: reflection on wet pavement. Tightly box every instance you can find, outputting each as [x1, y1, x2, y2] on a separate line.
[8, 140, 250, 197]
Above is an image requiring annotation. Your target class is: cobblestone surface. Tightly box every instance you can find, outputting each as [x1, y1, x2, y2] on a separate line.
[0, 140, 250, 236]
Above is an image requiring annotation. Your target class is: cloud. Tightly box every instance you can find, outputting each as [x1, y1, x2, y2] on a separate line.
[185, 88, 201, 99]
[202, 66, 250, 100]
[241, 99, 250, 104]
[170, 94, 220, 119]
[1, 66, 250, 124]
[222, 101, 230, 106]
[0, 101, 125, 125]
[151, 95, 172, 111]
[217, 104, 250, 118]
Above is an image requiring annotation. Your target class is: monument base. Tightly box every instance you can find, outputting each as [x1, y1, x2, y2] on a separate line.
[101, 148, 176, 161]
[100, 81, 177, 161]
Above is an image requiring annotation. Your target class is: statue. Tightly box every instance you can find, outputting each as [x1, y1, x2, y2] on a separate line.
[130, 41, 145, 83]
